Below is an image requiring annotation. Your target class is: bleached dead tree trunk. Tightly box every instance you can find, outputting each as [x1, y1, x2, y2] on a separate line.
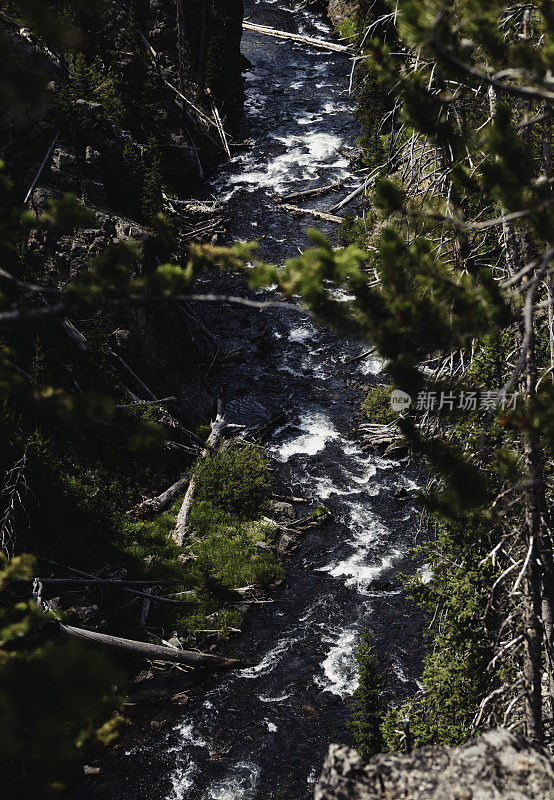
[173, 399, 226, 545]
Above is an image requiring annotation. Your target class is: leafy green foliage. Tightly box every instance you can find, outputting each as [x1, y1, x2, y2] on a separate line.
[194, 444, 272, 517]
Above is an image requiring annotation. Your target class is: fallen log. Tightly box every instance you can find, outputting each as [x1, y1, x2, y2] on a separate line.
[273, 180, 343, 205]
[359, 422, 406, 455]
[328, 162, 388, 214]
[134, 475, 189, 517]
[328, 181, 367, 214]
[164, 441, 197, 456]
[243, 21, 351, 54]
[345, 347, 377, 365]
[138, 30, 217, 132]
[273, 202, 343, 224]
[173, 399, 226, 545]
[23, 578, 171, 587]
[59, 623, 254, 670]
[238, 411, 289, 444]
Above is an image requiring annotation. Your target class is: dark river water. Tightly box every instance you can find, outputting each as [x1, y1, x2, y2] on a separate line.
[90, 2, 425, 797]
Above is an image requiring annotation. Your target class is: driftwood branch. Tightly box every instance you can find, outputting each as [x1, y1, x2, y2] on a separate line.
[117, 396, 176, 409]
[345, 347, 377, 364]
[24, 132, 59, 204]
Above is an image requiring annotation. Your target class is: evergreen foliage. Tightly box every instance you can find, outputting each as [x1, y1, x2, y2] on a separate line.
[349, 631, 387, 760]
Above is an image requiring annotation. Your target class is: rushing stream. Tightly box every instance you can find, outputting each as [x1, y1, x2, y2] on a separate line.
[102, 2, 425, 797]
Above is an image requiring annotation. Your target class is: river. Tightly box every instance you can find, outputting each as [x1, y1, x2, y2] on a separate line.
[95, 1, 424, 797]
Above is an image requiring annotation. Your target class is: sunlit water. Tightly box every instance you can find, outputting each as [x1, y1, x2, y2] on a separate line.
[87, 2, 424, 798]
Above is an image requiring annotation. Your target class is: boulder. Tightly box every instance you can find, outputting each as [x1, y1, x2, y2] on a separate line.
[277, 533, 298, 554]
[315, 729, 554, 800]
[267, 500, 296, 522]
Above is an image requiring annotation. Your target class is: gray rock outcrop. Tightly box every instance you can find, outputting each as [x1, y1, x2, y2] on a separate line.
[315, 729, 554, 800]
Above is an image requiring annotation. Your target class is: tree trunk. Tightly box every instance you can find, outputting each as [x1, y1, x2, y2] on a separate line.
[59, 623, 253, 670]
[173, 399, 226, 545]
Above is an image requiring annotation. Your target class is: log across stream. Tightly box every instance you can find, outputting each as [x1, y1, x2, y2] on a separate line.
[77, 2, 424, 799]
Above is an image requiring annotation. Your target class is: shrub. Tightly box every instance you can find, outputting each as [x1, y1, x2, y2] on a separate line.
[362, 384, 396, 424]
[194, 445, 271, 517]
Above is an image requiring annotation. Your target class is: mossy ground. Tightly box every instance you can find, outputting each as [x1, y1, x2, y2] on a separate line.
[71, 443, 282, 643]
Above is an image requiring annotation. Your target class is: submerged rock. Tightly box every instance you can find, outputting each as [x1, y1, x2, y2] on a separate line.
[315, 729, 554, 800]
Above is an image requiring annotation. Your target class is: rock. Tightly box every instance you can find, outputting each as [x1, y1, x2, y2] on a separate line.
[366, 579, 398, 592]
[132, 688, 169, 705]
[277, 533, 298, 554]
[267, 500, 296, 522]
[85, 146, 101, 164]
[171, 692, 189, 705]
[52, 146, 77, 173]
[113, 328, 132, 349]
[84, 178, 106, 205]
[315, 729, 554, 800]
[393, 486, 409, 499]
[83, 765, 100, 775]
[302, 704, 319, 719]
[149, 717, 169, 730]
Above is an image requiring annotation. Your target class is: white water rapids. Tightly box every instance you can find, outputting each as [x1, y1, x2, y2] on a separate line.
[107, 2, 424, 798]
